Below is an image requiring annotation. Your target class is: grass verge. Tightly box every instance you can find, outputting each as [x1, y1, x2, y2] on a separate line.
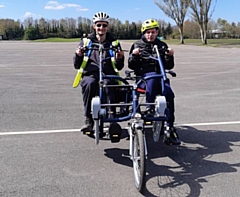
[33, 37, 240, 48]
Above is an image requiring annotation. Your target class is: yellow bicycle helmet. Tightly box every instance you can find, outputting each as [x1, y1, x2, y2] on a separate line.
[141, 19, 159, 33]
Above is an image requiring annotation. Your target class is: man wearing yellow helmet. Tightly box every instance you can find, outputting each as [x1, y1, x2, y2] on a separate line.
[128, 19, 180, 145]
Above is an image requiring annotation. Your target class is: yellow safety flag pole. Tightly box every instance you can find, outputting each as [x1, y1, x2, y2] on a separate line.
[72, 68, 83, 88]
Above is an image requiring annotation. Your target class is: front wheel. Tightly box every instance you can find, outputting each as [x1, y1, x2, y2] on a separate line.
[133, 129, 146, 193]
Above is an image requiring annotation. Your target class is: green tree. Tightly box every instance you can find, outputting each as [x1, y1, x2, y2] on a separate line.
[24, 26, 38, 40]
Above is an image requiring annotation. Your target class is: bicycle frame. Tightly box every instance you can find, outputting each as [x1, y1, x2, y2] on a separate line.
[90, 43, 175, 193]
[92, 44, 170, 142]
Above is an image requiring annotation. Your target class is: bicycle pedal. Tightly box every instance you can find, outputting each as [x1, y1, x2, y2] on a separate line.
[145, 121, 152, 125]
[83, 131, 91, 135]
[109, 123, 122, 143]
[122, 154, 131, 159]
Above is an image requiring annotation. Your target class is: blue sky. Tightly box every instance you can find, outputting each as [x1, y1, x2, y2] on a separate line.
[0, 0, 240, 24]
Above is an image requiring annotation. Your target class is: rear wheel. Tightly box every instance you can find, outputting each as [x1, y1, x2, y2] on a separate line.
[133, 129, 146, 193]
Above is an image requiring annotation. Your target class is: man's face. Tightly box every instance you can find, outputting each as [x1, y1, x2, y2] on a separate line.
[93, 22, 109, 36]
[144, 28, 158, 42]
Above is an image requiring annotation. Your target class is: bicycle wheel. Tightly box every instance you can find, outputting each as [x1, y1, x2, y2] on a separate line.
[133, 129, 146, 193]
[94, 120, 99, 145]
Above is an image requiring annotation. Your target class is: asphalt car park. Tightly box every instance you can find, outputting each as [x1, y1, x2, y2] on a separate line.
[0, 41, 240, 196]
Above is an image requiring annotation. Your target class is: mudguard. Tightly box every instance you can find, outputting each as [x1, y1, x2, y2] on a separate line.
[155, 96, 166, 116]
[153, 96, 167, 142]
[91, 96, 101, 120]
[91, 96, 101, 145]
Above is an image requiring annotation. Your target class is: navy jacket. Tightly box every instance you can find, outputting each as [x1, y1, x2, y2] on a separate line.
[128, 36, 174, 76]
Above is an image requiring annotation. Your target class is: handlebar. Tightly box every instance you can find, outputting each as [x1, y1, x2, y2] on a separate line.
[124, 69, 176, 81]
[128, 45, 176, 81]
[81, 43, 128, 53]
[139, 45, 169, 59]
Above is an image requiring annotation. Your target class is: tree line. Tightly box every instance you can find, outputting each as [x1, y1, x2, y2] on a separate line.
[0, 17, 174, 40]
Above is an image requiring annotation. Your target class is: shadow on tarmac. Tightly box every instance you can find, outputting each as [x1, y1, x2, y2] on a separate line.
[104, 126, 240, 197]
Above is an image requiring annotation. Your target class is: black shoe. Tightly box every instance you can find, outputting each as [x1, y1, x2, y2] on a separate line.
[99, 131, 106, 138]
[108, 123, 122, 143]
[80, 117, 94, 135]
[144, 108, 154, 125]
[164, 127, 181, 145]
[145, 108, 155, 117]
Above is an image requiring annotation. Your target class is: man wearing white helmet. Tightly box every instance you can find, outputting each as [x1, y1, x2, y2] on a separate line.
[73, 12, 124, 137]
[128, 19, 180, 145]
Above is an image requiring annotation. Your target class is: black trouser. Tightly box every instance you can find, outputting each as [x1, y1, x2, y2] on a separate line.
[80, 73, 117, 119]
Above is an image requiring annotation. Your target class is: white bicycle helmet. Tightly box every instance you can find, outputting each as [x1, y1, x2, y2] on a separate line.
[93, 12, 110, 23]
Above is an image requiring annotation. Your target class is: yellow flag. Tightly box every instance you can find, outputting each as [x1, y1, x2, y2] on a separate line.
[73, 71, 81, 88]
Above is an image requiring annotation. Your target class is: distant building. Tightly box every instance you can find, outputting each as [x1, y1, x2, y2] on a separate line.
[210, 29, 226, 38]
[157, 36, 166, 40]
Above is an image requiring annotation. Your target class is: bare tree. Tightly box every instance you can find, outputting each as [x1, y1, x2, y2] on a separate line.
[23, 17, 34, 28]
[189, 0, 217, 44]
[154, 0, 189, 44]
[184, 19, 200, 38]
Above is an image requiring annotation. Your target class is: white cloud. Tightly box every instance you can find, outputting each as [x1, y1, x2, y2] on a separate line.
[24, 12, 36, 18]
[0, 4, 5, 8]
[44, 1, 88, 11]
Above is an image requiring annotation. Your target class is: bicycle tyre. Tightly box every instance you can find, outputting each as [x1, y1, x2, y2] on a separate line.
[94, 120, 99, 145]
[133, 129, 146, 193]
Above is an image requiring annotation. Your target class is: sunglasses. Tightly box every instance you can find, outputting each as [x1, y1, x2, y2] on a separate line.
[96, 23, 108, 28]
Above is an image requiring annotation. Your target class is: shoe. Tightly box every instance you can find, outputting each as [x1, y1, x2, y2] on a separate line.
[164, 127, 181, 145]
[144, 108, 154, 125]
[99, 132, 106, 138]
[145, 108, 155, 117]
[80, 117, 94, 135]
[108, 123, 122, 143]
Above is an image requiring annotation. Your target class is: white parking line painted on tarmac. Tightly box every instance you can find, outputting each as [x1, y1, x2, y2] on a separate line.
[0, 129, 80, 136]
[1, 121, 240, 136]
[177, 121, 240, 126]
